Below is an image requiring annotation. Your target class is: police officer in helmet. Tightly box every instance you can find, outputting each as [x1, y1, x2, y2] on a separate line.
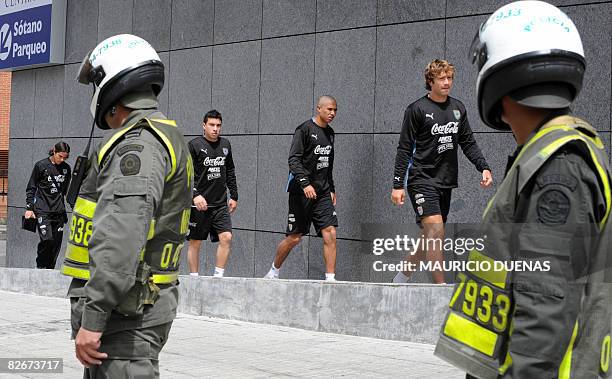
[62, 34, 193, 378]
[435, 1, 612, 378]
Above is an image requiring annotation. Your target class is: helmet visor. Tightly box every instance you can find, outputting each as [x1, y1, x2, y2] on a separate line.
[76, 50, 105, 86]
[468, 24, 488, 71]
[76, 51, 93, 84]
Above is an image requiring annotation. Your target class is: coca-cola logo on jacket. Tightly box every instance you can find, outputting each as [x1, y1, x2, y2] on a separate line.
[430, 122, 459, 135]
[203, 157, 226, 166]
[314, 145, 332, 155]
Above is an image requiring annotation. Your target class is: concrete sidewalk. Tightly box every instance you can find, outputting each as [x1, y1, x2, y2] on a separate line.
[0, 240, 6, 267]
[0, 290, 462, 378]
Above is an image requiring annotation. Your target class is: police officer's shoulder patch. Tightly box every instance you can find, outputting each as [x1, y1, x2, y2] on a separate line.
[536, 189, 570, 224]
[120, 153, 141, 176]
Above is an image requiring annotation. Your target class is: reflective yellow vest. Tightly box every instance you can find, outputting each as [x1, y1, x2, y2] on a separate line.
[435, 116, 612, 378]
[61, 117, 193, 285]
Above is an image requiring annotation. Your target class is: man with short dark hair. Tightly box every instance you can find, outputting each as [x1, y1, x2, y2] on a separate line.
[264, 96, 339, 281]
[186, 110, 238, 277]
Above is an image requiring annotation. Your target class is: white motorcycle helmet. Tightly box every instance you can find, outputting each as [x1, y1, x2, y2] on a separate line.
[76, 34, 164, 129]
[470, 1, 585, 130]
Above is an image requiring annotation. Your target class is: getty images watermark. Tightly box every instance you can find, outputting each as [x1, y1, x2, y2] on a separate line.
[362, 223, 554, 277]
[371, 234, 551, 273]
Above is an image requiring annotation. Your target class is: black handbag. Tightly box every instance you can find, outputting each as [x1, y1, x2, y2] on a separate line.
[22, 215, 37, 233]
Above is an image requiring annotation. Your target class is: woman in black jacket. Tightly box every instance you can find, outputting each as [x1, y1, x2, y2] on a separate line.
[24, 141, 71, 269]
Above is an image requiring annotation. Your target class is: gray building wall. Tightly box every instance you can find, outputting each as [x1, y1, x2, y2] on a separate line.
[7, 0, 612, 282]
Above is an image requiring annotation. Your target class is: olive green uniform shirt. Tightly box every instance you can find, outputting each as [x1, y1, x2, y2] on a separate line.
[68, 109, 190, 334]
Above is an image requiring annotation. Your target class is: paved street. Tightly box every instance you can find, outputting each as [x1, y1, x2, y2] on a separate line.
[0, 290, 462, 378]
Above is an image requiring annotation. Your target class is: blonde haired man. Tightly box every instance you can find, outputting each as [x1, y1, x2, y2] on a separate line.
[391, 59, 493, 284]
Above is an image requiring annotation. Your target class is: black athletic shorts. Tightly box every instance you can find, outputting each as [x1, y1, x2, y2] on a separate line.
[187, 205, 232, 242]
[286, 192, 338, 237]
[406, 184, 452, 224]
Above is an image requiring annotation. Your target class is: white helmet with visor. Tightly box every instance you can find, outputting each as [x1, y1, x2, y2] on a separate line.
[470, 1, 585, 130]
[76, 34, 164, 129]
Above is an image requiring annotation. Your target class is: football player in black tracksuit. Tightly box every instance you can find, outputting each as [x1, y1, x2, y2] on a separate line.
[186, 110, 238, 277]
[391, 60, 493, 284]
[25, 141, 71, 269]
[264, 96, 339, 281]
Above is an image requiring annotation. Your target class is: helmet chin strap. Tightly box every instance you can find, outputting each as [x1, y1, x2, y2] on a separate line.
[65, 84, 97, 209]
[83, 84, 97, 157]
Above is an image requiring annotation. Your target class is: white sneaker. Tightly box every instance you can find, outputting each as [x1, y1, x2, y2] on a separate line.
[324, 273, 336, 282]
[213, 267, 225, 278]
[263, 268, 279, 279]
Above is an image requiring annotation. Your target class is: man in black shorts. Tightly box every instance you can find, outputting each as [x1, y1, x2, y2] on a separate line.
[391, 59, 493, 284]
[187, 110, 238, 277]
[264, 96, 339, 281]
